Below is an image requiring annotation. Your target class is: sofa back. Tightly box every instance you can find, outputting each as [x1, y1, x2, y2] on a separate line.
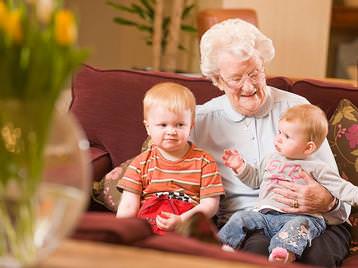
[70, 65, 357, 170]
[291, 79, 358, 119]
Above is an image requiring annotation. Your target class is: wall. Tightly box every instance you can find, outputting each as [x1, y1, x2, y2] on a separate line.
[65, 0, 332, 78]
[223, 0, 332, 78]
[65, 0, 214, 72]
[65, 0, 152, 69]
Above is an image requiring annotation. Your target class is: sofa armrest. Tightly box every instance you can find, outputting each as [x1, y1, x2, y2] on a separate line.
[72, 212, 153, 244]
[90, 147, 112, 182]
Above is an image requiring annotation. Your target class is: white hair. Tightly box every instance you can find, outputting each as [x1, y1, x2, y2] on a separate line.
[200, 19, 275, 78]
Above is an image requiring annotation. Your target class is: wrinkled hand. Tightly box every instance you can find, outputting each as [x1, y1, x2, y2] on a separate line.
[156, 212, 182, 231]
[222, 149, 245, 173]
[273, 170, 334, 214]
[105, 167, 122, 180]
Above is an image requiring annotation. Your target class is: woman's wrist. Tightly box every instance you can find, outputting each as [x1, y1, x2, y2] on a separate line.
[327, 197, 339, 212]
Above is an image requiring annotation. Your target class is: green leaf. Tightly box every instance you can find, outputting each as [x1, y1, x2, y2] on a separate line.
[131, 4, 146, 19]
[182, 4, 195, 19]
[136, 24, 152, 33]
[106, 1, 137, 14]
[162, 17, 170, 31]
[113, 17, 137, 26]
[139, 0, 154, 20]
[181, 24, 197, 33]
[178, 44, 186, 51]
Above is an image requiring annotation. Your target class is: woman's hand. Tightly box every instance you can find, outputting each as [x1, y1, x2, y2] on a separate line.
[273, 170, 334, 214]
[222, 149, 245, 173]
[156, 212, 182, 231]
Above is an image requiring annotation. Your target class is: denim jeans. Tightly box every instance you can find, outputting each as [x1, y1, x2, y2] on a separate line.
[218, 210, 326, 257]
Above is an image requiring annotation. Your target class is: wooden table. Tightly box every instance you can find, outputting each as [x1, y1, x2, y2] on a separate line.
[38, 240, 259, 268]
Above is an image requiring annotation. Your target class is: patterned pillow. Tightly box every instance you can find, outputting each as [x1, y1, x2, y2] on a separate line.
[327, 98, 358, 254]
[92, 158, 132, 212]
[91, 137, 152, 212]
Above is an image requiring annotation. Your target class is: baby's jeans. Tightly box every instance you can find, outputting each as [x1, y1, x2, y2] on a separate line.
[218, 210, 326, 257]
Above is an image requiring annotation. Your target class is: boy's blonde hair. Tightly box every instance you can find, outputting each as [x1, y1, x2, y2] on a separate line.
[280, 104, 328, 148]
[143, 82, 196, 121]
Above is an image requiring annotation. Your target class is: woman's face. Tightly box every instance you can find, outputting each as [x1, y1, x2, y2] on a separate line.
[215, 51, 266, 116]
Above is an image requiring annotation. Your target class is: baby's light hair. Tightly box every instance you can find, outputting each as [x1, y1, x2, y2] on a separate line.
[143, 82, 196, 122]
[280, 104, 328, 149]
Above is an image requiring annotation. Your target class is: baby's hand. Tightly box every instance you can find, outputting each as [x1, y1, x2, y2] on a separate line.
[156, 212, 182, 231]
[222, 149, 245, 173]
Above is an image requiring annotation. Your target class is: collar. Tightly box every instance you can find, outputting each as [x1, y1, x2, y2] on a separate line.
[223, 85, 273, 122]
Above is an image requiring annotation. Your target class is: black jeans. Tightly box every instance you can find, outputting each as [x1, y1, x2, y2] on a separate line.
[241, 222, 351, 267]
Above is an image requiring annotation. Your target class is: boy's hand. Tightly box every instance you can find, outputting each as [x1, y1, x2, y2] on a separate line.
[222, 149, 245, 173]
[156, 212, 182, 231]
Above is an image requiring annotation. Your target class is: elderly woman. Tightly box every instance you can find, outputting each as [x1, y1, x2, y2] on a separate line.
[190, 19, 351, 266]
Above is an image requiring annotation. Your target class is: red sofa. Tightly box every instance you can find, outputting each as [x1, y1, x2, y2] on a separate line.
[70, 65, 358, 267]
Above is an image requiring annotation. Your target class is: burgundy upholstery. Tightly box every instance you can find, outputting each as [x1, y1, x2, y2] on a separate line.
[70, 65, 358, 267]
[72, 213, 314, 268]
[291, 79, 358, 119]
[72, 213, 152, 244]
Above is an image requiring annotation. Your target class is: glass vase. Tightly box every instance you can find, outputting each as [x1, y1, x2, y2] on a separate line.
[0, 100, 90, 267]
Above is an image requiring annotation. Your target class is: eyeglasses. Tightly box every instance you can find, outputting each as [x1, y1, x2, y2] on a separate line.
[219, 68, 263, 89]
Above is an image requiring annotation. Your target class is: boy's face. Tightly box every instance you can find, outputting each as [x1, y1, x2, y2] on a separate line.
[274, 119, 314, 160]
[144, 106, 192, 157]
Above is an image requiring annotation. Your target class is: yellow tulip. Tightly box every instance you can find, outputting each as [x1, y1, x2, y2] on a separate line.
[5, 9, 22, 43]
[55, 10, 77, 46]
[0, 1, 7, 31]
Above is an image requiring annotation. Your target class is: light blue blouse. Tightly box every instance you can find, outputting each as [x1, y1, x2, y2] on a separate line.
[191, 86, 350, 226]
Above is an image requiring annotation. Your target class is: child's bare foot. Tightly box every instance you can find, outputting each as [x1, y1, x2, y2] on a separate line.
[269, 247, 295, 263]
[221, 244, 235, 252]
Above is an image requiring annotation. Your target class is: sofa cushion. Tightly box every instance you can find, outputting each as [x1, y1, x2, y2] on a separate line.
[72, 212, 153, 244]
[327, 98, 358, 254]
[72, 213, 310, 268]
[91, 137, 153, 212]
[92, 158, 132, 212]
[328, 99, 358, 182]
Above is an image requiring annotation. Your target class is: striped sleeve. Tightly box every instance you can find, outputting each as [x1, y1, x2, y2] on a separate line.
[117, 155, 143, 194]
[200, 153, 225, 198]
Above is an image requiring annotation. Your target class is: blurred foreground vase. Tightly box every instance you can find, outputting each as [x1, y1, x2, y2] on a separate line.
[0, 100, 90, 267]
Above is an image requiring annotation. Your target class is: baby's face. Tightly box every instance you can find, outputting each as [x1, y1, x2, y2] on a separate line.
[274, 120, 310, 160]
[144, 106, 192, 157]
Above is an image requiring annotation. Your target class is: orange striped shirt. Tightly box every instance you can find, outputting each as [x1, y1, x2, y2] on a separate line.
[117, 143, 224, 204]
